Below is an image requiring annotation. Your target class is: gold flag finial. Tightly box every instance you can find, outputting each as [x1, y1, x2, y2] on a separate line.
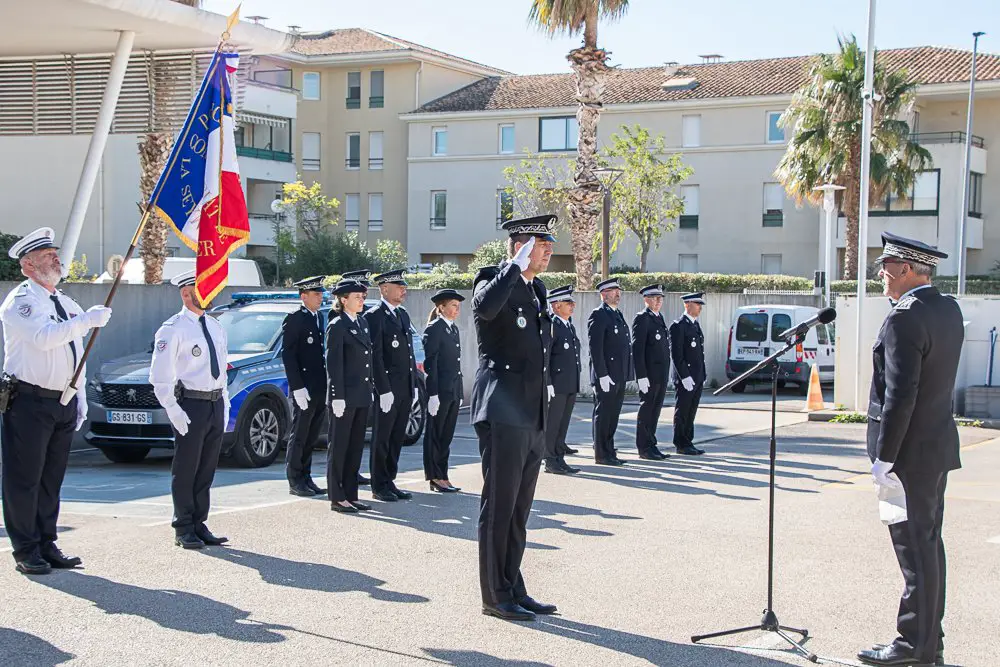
[222, 4, 241, 41]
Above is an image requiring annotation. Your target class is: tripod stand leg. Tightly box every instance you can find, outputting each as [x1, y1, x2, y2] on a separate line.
[774, 628, 818, 663]
[778, 624, 809, 639]
[691, 625, 762, 643]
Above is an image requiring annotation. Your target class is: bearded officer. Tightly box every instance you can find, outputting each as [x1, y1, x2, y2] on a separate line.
[669, 293, 706, 456]
[543, 285, 581, 475]
[857, 233, 962, 667]
[149, 270, 230, 549]
[0, 228, 112, 574]
[588, 278, 631, 466]
[281, 276, 328, 497]
[631, 284, 671, 461]
[472, 214, 557, 622]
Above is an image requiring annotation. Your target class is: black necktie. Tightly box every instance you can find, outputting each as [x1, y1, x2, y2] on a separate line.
[50, 295, 77, 368]
[199, 315, 220, 380]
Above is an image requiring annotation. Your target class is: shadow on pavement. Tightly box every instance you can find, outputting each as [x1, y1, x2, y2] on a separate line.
[421, 648, 553, 666]
[0, 628, 74, 666]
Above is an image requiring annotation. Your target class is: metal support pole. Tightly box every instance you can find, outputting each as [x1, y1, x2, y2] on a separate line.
[957, 32, 984, 296]
[824, 200, 834, 308]
[602, 188, 611, 281]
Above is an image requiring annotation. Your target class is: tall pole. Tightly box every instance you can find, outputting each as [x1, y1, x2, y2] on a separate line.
[957, 31, 985, 296]
[824, 195, 835, 308]
[602, 188, 611, 281]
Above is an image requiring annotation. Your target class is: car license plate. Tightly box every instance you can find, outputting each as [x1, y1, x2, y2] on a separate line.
[107, 411, 152, 425]
[738, 347, 765, 357]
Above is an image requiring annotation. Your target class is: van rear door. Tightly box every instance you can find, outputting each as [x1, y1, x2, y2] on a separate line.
[732, 311, 769, 362]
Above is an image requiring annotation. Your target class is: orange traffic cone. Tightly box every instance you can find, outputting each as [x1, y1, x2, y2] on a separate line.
[805, 363, 825, 411]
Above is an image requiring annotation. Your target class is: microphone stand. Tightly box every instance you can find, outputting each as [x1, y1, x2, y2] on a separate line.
[691, 330, 817, 663]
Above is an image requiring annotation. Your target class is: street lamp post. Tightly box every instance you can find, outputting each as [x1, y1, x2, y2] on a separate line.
[594, 167, 624, 281]
[814, 184, 845, 308]
[957, 31, 986, 296]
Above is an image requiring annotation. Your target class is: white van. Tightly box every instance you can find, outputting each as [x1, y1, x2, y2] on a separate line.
[725, 304, 835, 394]
[93, 257, 264, 287]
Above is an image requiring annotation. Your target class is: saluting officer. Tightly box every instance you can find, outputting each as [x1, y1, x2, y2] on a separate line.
[422, 288, 465, 493]
[149, 270, 230, 549]
[588, 278, 632, 466]
[365, 268, 418, 503]
[471, 214, 557, 622]
[669, 293, 706, 456]
[543, 285, 581, 475]
[281, 275, 328, 497]
[631, 284, 671, 461]
[1, 227, 112, 574]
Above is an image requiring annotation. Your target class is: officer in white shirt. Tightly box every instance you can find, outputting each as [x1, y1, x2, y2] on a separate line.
[149, 270, 230, 549]
[0, 227, 112, 575]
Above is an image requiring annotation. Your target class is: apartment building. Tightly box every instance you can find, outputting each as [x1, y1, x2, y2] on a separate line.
[403, 47, 1000, 277]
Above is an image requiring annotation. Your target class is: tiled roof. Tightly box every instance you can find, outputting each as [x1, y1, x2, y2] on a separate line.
[414, 46, 1000, 114]
[289, 28, 510, 75]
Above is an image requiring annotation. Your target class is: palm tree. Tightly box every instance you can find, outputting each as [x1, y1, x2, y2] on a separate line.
[529, 0, 629, 289]
[775, 34, 931, 280]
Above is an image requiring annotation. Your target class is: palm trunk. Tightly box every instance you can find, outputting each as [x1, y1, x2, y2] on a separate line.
[841, 144, 862, 280]
[137, 132, 173, 285]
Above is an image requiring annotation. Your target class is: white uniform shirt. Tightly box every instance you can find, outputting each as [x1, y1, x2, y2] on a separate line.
[149, 307, 229, 412]
[0, 279, 87, 391]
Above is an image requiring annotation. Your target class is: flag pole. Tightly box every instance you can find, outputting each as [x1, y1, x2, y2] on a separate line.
[60, 6, 242, 406]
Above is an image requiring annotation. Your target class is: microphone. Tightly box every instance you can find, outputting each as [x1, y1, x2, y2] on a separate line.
[776, 307, 836, 342]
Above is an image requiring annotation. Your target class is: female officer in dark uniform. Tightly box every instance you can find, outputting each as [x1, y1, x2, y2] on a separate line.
[422, 289, 465, 493]
[326, 279, 374, 513]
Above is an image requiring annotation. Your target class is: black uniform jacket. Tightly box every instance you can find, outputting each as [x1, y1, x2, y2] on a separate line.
[549, 316, 581, 395]
[364, 301, 418, 399]
[469, 262, 552, 430]
[588, 303, 633, 386]
[867, 286, 964, 474]
[669, 315, 707, 385]
[281, 306, 327, 395]
[326, 312, 374, 408]
[631, 308, 671, 385]
[423, 317, 463, 403]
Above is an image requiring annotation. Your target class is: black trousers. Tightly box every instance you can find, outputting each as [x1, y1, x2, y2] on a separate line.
[370, 386, 413, 493]
[544, 392, 575, 463]
[636, 381, 667, 453]
[592, 383, 625, 461]
[888, 469, 949, 662]
[170, 397, 224, 532]
[327, 406, 369, 503]
[423, 398, 459, 480]
[1, 392, 76, 561]
[476, 421, 544, 605]
[285, 392, 326, 484]
[672, 383, 703, 448]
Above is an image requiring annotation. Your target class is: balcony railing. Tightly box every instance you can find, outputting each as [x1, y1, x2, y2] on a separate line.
[236, 145, 293, 162]
[345, 158, 360, 169]
[368, 219, 384, 231]
[762, 211, 783, 227]
[369, 96, 384, 108]
[369, 158, 384, 169]
[249, 213, 283, 222]
[250, 69, 295, 91]
[679, 214, 699, 229]
[345, 218, 360, 231]
[346, 97, 361, 109]
[302, 158, 320, 171]
[430, 217, 447, 230]
[911, 131, 985, 149]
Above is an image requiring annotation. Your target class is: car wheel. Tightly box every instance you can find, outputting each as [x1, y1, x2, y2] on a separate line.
[232, 397, 284, 468]
[732, 381, 746, 394]
[403, 383, 426, 446]
[97, 446, 150, 464]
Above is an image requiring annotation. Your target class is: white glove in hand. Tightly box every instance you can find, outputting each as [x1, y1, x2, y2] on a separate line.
[75, 396, 88, 432]
[165, 404, 191, 436]
[292, 387, 310, 411]
[637, 377, 650, 394]
[512, 236, 535, 271]
[547, 385, 555, 400]
[428, 395, 440, 417]
[83, 305, 113, 328]
[599, 376, 615, 393]
[223, 401, 230, 430]
[379, 392, 394, 414]
[871, 459, 901, 489]
[681, 377, 695, 392]
[330, 399, 346, 418]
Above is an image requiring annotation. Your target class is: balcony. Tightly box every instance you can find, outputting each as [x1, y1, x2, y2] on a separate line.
[248, 213, 282, 247]
[912, 131, 985, 149]
[430, 217, 447, 230]
[369, 158, 383, 169]
[369, 96, 384, 109]
[345, 158, 360, 169]
[346, 97, 360, 109]
[236, 146, 293, 163]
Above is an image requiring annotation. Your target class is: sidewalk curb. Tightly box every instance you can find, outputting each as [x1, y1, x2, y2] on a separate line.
[807, 410, 1000, 430]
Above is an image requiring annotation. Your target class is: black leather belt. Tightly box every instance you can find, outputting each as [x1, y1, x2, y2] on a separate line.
[177, 386, 224, 401]
[17, 382, 63, 400]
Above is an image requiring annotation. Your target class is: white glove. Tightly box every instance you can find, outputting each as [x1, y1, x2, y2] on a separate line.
[83, 305, 112, 328]
[428, 395, 440, 417]
[330, 399, 346, 418]
[547, 385, 555, 400]
[292, 387, 310, 411]
[512, 236, 535, 271]
[75, 396, 88, 432]
[871, 459, 901, 489]
[165, 404, 191, 436]
[637, 377, 650, 394]
[681, 377, 695, 392]
[599, 376, 615, 393]
[379, 392, 394, 414]
[223, 400, 230, 430]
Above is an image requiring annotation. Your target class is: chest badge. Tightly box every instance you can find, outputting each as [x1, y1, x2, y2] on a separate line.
[307, 336, 314, 344]
[392, 339, 400, 348]
[655, 333, 662, 340]
[691, 340, 697, 348]
[350, 329, 357, 335]
[563, 341, 570, 350]
[192, 344, 202, 357]
[516, 315, 527, 329]
[614, 327, 619, 334]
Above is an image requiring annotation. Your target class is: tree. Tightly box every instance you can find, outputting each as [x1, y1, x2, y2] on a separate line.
[775, 34, 931, 279]
[292, 231, 374, 281]
[0, 232, 22, 280]
[529, 0, 630, 288]
[501, 151, 573, 221]
[374, 238, 408, 273]
[600, 124, 693, 271]
[276, 180, 341, 242]
[468, 239, 509, 273]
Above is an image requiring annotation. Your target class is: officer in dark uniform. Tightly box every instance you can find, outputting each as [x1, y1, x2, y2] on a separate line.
[281, 276, 328, 497]
[669, 293, 707, 456]
[857, 233, 962, 667]
[471, 214, 557, 622]
[340, 269, 373, 487]
[422, 288, 465, 493]
[588, 278, 632, 465]
[543, 285, 581, 475]
[631, 284, 671, 461]
[365, 268, 418, 503]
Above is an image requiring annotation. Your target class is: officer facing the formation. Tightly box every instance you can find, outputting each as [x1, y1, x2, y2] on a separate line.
[0, 228, 113, 574]
[543, 285, 581, 475]
[857, 233, 963, 667]
[281, 276, 328, 498]
[631, 284, 671, 461]
[365, 268, 418, 503]
[150, 270, 230, 549]
[670, 293, 706, 456]
[471, 214, 557, 622]
[588, 278, 632, 466]
[422, 288, 465, 493]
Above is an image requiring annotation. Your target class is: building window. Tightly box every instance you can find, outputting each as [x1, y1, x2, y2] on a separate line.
[766, 111, 785, 143]
[678, 254, 698, 273]
[682, 114, 701, 148]
[877, 169, 940, 215]
[369, 70, 384, 108]
[679, 185, 699, 228]
[346, 71, 361, 109]
[234, 125, 245, 147]
[539, 116, 578, 152]
[761, 254, 782, 275]
[763, 183, 784, 226]
[969, 171, 983, 218]
[432, 127, 447, 156]
[496, 189, 513, 228]
[302, 72, 320, 101]
[499, 124, 515, 154]
[430, 191, 447, 229]
[345, 194, 360, 231]
[369, 131, 383, 170]
[368, 193, 384, 231]
[302, 132, 320, 170]
[345, 133, 360, 169]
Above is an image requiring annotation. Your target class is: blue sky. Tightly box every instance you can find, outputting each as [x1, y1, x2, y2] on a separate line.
[204, 0, 998, 75]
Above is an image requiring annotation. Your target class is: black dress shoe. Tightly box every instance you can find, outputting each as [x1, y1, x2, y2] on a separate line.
[651, 448, 670, 460]
[544, 462, 571, 475]
[430, 480, 459, 492]
[595, 458, 619, 466]
[392, 488, 413, 500]
[564, 447, 579, 455]
[331, 502, 359, 513]
[195, 526, 229, 545]
[872, 644, 943, 666]
[675, 446, 703, 456]
[373, 489, 398, 502]
[357, 474, 371, 486]
[350, 501, 372, 511]
[305, 479, 327, 495]
[15, 554, 52, 575]
[41, 546, 82, 568]
[175, 533, 205, 549]
[561, 461, 581, 474]
[482, 601, 535, 621]
[289, 484, 316, 497]
[858, 645, 933, 666]
[516, 596, 557, 615]
[638, 451, 663, 461]
[610, 457, 627, 466]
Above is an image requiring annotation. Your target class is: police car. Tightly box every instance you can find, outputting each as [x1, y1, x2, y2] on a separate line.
[85, 291, 428, 467]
